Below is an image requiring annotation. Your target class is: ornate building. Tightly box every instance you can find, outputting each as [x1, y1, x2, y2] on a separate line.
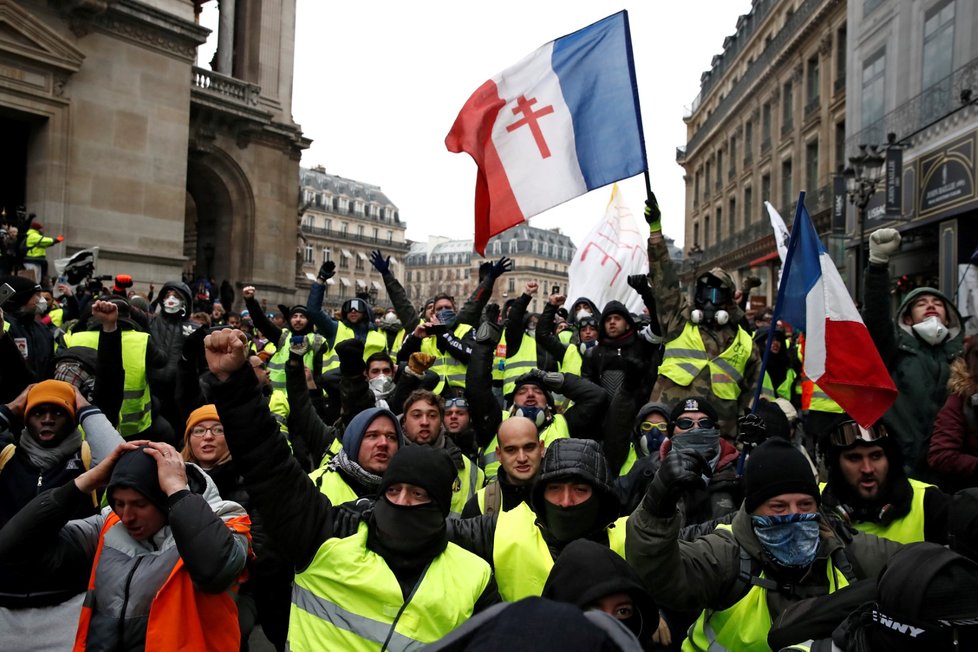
[404, 224, 576, 315]
[677, 0, 848, 307]
[297, 166, 409, 312]
[0, 0, 307, 306]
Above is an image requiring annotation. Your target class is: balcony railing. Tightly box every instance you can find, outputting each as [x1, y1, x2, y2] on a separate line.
[301, 224, 411, 249]
[834, 74, 846, 96]
[676, 146, 687, 163]
[804, 96, 820, 119]
[191, 66, 270, 123]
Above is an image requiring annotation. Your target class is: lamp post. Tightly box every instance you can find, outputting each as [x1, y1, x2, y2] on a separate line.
[843, 144, 885, 304]
[686, 243, 705, 294]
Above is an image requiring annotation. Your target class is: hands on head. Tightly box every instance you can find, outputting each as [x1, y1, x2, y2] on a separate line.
[73, 439, 187, 496]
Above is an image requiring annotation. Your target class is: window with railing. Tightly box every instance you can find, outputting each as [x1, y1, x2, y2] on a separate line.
[761, 103, 772, 150]
[729, 135, 737, 178]
[921, 0, 955, 123]
[729, 197, 737, 233]
[761, 174, 771, 208]
[356, 256, 364, 271]
[781, 158, 793, 209]
[861, 49, 886, 141]
[782, 80, 794, 132]
[744, 186, 753, 225]
[835, 120, 846, 173]
[304, 245, 313, 263]
[338, 198, 349, 212]
[806, 55, 820, 115]
[835, 24, 847, 93]
[806, 140, 819, 192]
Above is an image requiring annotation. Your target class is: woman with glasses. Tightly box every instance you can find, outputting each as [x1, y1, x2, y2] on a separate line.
[181, 405, 293, 652]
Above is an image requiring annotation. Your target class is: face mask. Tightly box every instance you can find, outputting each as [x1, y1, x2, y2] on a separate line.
[544, 495, 602, 542]
[380, 313, 401, 332]
[525, 328, 536, 338]
[512, 404, 547, 428]
[435, 308, 456, 326]
[34, 297, 48, 315]
[751, 512, 821, 568]
[368, 375, 394, 399]
[691, 303, 730, 326]
[579, 339, 598, 355]
[911, 315, 949, 346]
[639, 430, 667, 458]
[670, 427, 721, 462]
[575, 309, 592, 321]
[369, 497, 446, 557]
[163, 296, 184, 314]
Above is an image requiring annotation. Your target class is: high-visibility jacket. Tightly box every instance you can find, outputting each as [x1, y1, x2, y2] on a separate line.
[502, 333, 539, 396]
[420, 324, 473, 391]
[796, 336, 844, 413]
[491, 334, 507, 383]
[322, 324, 389, 371]
[481, 413, 570, 480]
[761, 368, 797, 402]
[25, 228, 55, 258]
[65, 330, 152, 436]
[558, 329, 573, 345]
[288, 524, 491, 651]
[683, 523, 849, 652]
[450, 456, 485, 515]
[73, 511, 250, 652]
[819, 479, 930, 544]
[268, 331, 326, 391]
[311, 467, 360, 504]
[659, 323, 753, 400]
[619, 443, 640, 476]
[493, 502, 627, 602]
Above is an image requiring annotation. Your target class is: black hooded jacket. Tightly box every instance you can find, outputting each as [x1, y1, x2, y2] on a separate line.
[148, 281, 197, 391]
[582, 300, 659, 403]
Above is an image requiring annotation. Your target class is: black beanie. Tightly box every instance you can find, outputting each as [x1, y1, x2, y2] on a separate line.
[0, 275, 41, 310]
[380, 446, 456, 517]
[669, 396, 719, 425]
[744, 438, 819, 513]
[107, 447, 169, 516]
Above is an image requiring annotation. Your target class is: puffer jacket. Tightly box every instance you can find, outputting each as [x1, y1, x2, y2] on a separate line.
[863, 270, 965, 479]
[929, 357, 978, 490]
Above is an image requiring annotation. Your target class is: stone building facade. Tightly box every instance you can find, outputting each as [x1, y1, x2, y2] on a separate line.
[678, 0, 848, 306]
[0, 0, 307, 307]
[404, 224, 576, 315]
[297, 166, 409, 313]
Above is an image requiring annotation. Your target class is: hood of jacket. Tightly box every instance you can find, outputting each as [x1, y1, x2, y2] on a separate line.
[597, 300, 637, 342]
[531, 439, 620, 530]
[341, 407, 405, 460]
[567, 297, 600, 324]
[896, 287, 963, 342]
[160, 281, 193, 309]
[949, 357, 978, 398]
[690, 267, 746, 326]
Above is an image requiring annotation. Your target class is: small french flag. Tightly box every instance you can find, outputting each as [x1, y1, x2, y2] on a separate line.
[775, 193, 897, 427]
[445, 11, 647, 255]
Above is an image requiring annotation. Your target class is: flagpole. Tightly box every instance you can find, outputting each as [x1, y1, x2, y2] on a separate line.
[749, 191, 807, 414]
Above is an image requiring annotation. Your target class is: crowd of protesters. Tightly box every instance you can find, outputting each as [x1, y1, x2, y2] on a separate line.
[0, 194, 977, 652]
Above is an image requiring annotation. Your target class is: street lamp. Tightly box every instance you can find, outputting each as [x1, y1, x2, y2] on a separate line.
[843, 144, 885, 304]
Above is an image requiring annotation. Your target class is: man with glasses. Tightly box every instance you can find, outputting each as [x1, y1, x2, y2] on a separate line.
[819, 419, 951, 544]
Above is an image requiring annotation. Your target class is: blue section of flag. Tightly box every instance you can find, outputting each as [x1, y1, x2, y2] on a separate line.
[551, 11, 646, 190]
[776, 198, 822, 334]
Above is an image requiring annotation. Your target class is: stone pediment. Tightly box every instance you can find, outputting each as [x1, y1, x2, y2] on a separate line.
[0, 0, 84, 74]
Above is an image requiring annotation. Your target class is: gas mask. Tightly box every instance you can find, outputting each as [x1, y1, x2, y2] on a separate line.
[34, 297, 49, 315]
[911, 316, 949, 346]
[692, 282, 731, 326]
[162, 295, 185, 315]
[511, 404, 550, 428]
[691, 304, 730, 325]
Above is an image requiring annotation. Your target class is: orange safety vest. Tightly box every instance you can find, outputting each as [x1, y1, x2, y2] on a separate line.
[73, 511, 251, 652]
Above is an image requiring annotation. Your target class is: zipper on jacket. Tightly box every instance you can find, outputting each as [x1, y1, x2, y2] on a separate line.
[118, 556, 145, 646]
[37, 472, 43, 489]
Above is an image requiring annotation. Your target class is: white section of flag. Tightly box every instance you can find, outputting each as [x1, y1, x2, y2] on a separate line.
[764, 201, 790, 288]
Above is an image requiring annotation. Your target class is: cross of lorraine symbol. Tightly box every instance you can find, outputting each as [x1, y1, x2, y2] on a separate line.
[506, 95, 555, 158]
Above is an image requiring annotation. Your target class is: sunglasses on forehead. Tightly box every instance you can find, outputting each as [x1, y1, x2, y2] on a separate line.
[829, 421, 889, 447]
[445, 397, 468, 409]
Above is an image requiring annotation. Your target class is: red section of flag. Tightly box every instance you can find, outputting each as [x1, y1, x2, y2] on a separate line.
[445, 80, 525, 255]
[818, 319, 897, 427]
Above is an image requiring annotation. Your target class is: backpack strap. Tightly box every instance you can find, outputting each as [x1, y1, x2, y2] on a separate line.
[0, 443, 16, 475]
[483, 480, 502, 515]
[79, 440, 99, 508]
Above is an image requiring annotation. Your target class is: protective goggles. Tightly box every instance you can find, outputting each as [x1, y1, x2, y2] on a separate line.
[445, 397, 469, 409]
[674, 416, 715, 430]
[640, 421, 669, 433]
[829, 421, 889, 447]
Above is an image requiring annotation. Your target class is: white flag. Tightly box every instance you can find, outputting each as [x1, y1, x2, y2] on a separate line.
[564, 185, 649, 316]
[764, 201, 790, 288]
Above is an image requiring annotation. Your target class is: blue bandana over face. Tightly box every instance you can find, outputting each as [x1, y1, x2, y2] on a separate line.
[751, 512, 821, 568]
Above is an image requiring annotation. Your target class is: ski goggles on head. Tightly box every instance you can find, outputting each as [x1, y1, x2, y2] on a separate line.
[829, 421, 889, 448]
[640, 421, 668, 433]
[445, 397, 468, 410]
[674, 416, 716, 430]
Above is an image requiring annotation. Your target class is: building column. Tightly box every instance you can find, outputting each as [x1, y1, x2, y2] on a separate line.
[216, 0, 236, 75]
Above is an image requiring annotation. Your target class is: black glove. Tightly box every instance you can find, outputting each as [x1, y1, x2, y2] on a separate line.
[737, 412, 769, 446]
[644, 192, 662, 229]
[525, 368, 564, 391]
[318, 260, 336, 282]
[335, 338, 366, 377]
[478, 261, 492, 283]
[180, 325, 208, 363]
[643, 449, 710, 517]
[490, 257, 513, 279]
[333, 498, 373, 538]
[484, 303, 501, 325]
[741, 275, 762, 291]
[474, 320, 502, 346]
[369, 250, 391, 276]
[626, 273, 652, 295]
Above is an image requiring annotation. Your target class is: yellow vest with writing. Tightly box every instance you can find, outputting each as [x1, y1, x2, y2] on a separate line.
[420, 324, 473, 391]
[659, 323, 752, 400]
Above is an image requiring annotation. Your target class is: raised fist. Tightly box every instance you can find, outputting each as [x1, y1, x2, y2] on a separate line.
[868, 228, 902, 265]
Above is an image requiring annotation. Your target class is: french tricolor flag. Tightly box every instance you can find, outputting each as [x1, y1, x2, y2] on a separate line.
[445, 11, 647, 255]
[774, 193, 897, 427]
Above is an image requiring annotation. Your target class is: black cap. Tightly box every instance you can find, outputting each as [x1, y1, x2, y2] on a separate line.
[380, 446, 457, 517]
[107, 447, 169, 516]
[0, 275, 41, 310]
[744, 438, 819, 513]
[669, 396, 719, 425]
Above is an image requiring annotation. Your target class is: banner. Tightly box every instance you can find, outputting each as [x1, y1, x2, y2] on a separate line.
[885, 147, 903, 216]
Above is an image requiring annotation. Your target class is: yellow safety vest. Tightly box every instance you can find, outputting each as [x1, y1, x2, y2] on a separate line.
[807, 381, 845, 413]
[65, 330, 152, 437]
[268, 331, 326, 391]
[288, 524, 491, 651]
[493, 502, 628, 602]
[559, 341, 582, 377]
[619, 444, 639, 476]
[491, 333, 507, 383]
[761, 368, 797, 402]
[25, 228, 53, 258]
[323, 324, 389, 370]
[659, 323, 753, 400]
[311, 467, 360, 504]
[502, 333, 538, 397]
[684, 523, 849, 652]
[450, 456, 485, 515]
[481, 413, 570, 480]
[819, 479, 931, 544]
[420, 324, 473, 391]
[268, 389, 291, 436]
[558, 329, 573, 345]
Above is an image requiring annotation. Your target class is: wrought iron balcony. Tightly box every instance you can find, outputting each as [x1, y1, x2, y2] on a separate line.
[804, 96, 820, 119]
[301, 224, 411, 249]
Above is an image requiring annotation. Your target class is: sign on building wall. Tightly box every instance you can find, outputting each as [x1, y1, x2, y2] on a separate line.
[885, 147, 902, 216]
[917, 132, 977, 220]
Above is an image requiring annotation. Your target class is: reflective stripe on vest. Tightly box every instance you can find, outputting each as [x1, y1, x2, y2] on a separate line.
[761, 368, 796, 402]
[66, 330, 152, 436]
[481, 413, 570, 480]
[819, 479, 931, 544]
[806, 382, 845, 413]
[420, 324, 473, 389]
[683, 523, 848, 652]
[450, 457, 484, 515]
[659, 323, 752, 401]
[268, 331, 325, 391]
[493, 502, 627, 602]
[288, 524, 491, 651]
[502, 333, 538, 396]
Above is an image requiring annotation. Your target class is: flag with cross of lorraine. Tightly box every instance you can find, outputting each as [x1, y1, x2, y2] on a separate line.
[445, 11, 647, 255]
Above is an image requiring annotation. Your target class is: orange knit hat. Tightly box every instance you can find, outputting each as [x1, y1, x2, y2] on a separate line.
[184, 404, 221, 442]
[25, 380, 77, 423]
